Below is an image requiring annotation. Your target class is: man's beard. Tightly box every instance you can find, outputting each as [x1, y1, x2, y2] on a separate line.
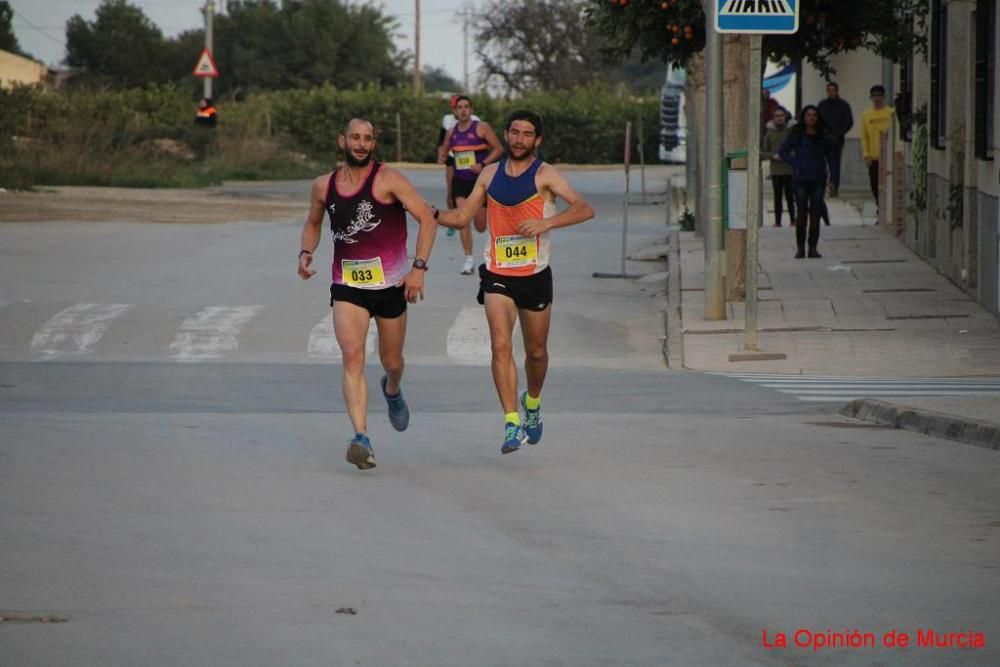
[507, 146, 533, 162]
[344, 150, 372, 168]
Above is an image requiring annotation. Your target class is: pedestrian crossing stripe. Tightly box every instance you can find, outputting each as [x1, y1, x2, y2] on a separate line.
[716, 0, 798, 34]
[714, 372, 1000, 403]
[721, 0, 793, 15]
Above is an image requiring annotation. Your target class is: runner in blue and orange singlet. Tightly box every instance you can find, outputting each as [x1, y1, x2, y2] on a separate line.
[438, 96, 503, 275]
[299, 118, 439, 471]
[435, 110, 595, 454]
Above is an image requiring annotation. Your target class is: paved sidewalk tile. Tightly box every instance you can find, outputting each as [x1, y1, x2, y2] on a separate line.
[677, 194, 1000, 378]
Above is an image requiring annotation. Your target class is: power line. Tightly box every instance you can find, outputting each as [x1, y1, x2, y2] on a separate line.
[11, 9, 67, 48]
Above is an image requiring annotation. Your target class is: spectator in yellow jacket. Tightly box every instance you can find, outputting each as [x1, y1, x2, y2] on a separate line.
[860, 85, 894, 216]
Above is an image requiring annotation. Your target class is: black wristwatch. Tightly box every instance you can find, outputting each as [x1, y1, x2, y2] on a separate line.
[412, 258, 429, 271]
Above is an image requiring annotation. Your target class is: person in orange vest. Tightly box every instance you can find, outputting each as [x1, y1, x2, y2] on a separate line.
[194, 97, 217, 128]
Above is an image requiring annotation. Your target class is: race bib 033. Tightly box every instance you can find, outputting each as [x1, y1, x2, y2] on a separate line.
[342, 257, 386, 287]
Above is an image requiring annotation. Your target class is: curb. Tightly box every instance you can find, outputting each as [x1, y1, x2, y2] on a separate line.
[840, 399, 1000, 451]
[663, 227, 684, 369]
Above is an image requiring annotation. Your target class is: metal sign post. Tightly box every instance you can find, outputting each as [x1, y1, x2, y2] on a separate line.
[744, 35, 763, 351]
[715, 0, 798, 358]
[593, 122, 641, 280]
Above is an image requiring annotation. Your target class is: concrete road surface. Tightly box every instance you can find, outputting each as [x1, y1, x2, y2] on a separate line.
[1, 167, 998, 666]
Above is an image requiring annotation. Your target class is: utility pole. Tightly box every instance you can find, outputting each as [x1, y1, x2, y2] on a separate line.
[703, 1, 726, 321]
[462, 12, 469, 91]
[413, 0, 422, 95]
[743, 35, 763, 351]
[202, 0, 214, 99]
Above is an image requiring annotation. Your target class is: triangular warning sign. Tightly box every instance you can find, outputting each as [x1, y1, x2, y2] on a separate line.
[193, 48, 219, 78]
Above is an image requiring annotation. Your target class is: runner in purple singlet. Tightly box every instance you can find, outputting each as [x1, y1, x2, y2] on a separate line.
[438, 96, 503, 275]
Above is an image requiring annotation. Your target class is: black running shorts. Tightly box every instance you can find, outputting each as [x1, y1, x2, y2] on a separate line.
[331, 283, 407, 319]
[477, 264, 553, 311]
[452, 176, 476, 200]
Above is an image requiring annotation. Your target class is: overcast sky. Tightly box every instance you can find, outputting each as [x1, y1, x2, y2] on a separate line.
[10, 0, 478, 85]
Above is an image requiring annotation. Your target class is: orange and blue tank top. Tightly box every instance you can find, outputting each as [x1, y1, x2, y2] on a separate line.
[484, 157, 554, 277]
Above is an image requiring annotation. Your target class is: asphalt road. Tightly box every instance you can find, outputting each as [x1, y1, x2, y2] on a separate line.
[1, 167, 998, 666]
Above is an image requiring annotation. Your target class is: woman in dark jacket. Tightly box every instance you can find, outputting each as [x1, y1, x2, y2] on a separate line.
[778, 105, 835, 258]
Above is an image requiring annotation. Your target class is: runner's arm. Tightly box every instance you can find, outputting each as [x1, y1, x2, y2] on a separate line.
[516, 166, 594, 236]
[478, 122, 504, 167]
[298, 176, 327, 279]
[436, 165, 493, 229]
[438, 126, 455, 164]
[384, 168, 437, 301]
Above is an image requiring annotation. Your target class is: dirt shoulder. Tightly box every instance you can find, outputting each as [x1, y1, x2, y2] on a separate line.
[0, 186, 308, 224]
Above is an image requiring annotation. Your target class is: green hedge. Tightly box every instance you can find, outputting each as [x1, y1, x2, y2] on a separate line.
[1, 83, 661, 188]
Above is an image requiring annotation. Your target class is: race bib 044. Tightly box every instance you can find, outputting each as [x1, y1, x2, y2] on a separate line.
[454, 151, 476, 170]
[342, 257, 386, 287]
[494, 235, 537, 268]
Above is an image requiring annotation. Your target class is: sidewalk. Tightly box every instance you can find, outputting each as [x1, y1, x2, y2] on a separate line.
[668, 188, 1000, 448]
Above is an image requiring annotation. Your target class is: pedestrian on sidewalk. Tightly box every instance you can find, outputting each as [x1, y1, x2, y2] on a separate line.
[762, 106, 796, 227]
[861, 84, 895, 220]
[779, 105, 835, 259]
[817, 82, 853, 198]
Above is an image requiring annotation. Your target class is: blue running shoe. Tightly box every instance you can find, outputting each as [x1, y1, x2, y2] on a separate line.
[380, 375, 410, 432]
[520, 391, 543, 444]
[446, 227, 456, 237]
[346, 433, 376, 470]
[501, 421, 526, 454]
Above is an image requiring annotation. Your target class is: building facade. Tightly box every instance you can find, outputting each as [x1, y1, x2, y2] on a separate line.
[0, 49, 54, 90]
[798, 1, 999, 317]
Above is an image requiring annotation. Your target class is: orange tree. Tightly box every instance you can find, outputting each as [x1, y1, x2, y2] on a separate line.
[584, 0, 928, 78]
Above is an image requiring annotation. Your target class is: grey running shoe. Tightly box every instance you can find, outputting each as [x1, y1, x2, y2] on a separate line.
[346, 433, 376, 470]
[380, 375, 410, 432]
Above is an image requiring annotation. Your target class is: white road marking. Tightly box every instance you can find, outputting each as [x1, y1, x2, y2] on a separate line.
[716, 373, 1000, 403]
[447, 306, 520, 365]
[169, 306, 263, 362]
[307, 315, 377, 361]
[30, 303, 132, 360]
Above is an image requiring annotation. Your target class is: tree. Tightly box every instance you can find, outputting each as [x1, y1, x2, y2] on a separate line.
[65, 0, 171, 88]
[586, 0, 928, 223]
[422, 65, 461, 93]
[210, 0, 405, 94]
[585, 0, 928, 79]
[0, 1, 27, 56]
[473, 0, 609, 94]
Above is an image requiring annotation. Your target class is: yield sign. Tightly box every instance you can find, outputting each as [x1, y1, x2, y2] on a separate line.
[193, 48, 219, 78]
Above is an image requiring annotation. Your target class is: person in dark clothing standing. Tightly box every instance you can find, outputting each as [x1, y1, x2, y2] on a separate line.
[762, 107, 796, 227]
[779, 105, 835, 259]
[817, 82, 853, 197]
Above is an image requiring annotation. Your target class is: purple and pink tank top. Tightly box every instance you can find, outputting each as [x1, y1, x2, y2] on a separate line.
[325, 162, 408, 290]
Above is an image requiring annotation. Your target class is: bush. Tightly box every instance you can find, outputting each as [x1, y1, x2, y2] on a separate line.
[1, 83, 661, 189]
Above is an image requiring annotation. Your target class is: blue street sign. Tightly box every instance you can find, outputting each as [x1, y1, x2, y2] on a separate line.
[716, 0, 799, 34]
